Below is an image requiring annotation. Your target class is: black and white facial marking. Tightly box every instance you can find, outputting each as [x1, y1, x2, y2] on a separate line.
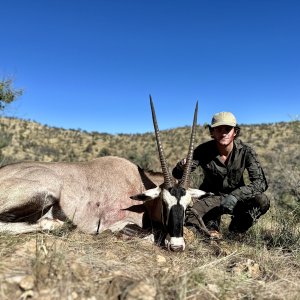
[162, 185, 193, 251]
[130, 186, 206, 251]
[162, 186, 187, 233]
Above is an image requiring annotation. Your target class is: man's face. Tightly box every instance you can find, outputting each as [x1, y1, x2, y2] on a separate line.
[212, 125, 236, 147]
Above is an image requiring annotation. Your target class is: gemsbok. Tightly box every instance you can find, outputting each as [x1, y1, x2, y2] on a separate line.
[0, 96, 207, 251]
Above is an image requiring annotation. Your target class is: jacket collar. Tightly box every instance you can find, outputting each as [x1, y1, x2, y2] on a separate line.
[234, 139, 243, 150]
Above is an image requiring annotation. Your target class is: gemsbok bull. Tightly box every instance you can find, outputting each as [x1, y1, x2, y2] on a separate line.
[0, 96, 207, 251]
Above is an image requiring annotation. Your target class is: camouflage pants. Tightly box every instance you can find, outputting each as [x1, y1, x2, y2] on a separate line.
[186, 194, 270, 233]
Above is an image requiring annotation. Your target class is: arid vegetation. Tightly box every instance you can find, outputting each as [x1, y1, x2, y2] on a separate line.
[0, 117, 300, 299]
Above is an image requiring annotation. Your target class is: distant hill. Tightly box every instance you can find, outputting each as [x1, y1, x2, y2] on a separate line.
[0, 116, 299, 206]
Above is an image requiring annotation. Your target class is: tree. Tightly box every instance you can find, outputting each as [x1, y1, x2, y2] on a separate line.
[0, 77, 23, 165]
[0, 78, 23, 111]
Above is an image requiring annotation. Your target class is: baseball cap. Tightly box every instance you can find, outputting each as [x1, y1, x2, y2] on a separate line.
[211, 112, 237, 128]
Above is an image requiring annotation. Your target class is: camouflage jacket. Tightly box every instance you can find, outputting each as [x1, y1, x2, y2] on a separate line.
[172, 139, 268, 202]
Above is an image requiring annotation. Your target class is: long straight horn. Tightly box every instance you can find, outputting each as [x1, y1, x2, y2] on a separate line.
[150, 95, 174, 189]
[180, 101, 198, 189]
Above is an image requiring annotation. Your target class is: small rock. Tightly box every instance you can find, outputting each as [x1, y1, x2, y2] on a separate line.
[209, 230, 223, 240]
[126, 282, 156, 300]
[112, 270, 124, 276]
[19, 275, 35, 291]
[183, 226, 195, 242]
[206, 283, 220, 294]
[156, 255, 166, 264]
[228, 258, 262, 279]
[142, 233, 155, 243]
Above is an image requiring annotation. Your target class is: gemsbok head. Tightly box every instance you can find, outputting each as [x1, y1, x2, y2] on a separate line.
[130, 96, 205, 251]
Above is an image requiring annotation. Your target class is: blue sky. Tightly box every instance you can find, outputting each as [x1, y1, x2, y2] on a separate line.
[1, 0, 299, 133]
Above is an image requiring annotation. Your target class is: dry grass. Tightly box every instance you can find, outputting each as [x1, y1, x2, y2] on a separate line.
[0, 118, 300, 299]
[1, 117, 299, 172]
[1, 203, 300, 299]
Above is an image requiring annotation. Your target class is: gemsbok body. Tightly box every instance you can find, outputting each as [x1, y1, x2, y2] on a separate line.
[0, 97, 206, 251]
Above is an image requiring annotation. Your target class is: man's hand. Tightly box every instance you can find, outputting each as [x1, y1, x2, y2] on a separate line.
[178, 158, 187, 169]
[220, 195, 238, 214]
[178, 158, 198, 169]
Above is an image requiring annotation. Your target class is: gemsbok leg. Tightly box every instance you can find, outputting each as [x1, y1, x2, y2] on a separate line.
[0, 166, 64, 234]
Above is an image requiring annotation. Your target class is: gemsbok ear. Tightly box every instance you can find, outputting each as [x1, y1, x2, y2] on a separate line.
[130, 187, 162, 202]
[187, 188, 207, 198]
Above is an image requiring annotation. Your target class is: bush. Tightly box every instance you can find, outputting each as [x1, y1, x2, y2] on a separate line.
[0, 78, 23, 111]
